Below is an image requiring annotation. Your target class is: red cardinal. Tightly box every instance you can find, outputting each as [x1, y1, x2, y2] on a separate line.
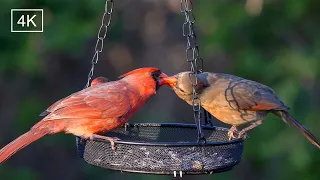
[91, 77, 110, 86]
[162, 71, 320, 149]
[39, 76, 110, 114]
[0, 67, 168, 164]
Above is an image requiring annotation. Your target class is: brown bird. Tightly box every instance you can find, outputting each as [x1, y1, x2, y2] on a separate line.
[162, 71, 320, 149]
[0, 67, 168, 164]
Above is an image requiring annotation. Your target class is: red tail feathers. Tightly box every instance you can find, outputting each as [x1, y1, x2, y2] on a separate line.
[0, 126, 50, 164]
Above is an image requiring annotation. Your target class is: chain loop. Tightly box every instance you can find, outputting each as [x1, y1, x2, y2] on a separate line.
[78, 0, 114, 145]
[180, 0, 205, 142]
[85, 0, 114, 88]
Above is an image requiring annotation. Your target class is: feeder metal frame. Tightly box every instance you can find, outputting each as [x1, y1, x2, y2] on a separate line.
[76, 0, 245, 175]
[77, 123, 244, 175]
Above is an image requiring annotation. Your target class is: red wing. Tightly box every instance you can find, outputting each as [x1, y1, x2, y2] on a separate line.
[40, 92, 86, 116]
[40, 95, 73, 116]
[43, 82, 131, 120]
[250, 102, 283, 111]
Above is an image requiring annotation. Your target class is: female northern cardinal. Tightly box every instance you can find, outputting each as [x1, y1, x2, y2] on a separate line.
[0, 67, 168, 164]
[162, 71, 320, 149]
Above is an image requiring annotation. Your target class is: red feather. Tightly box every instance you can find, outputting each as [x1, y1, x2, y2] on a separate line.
[0, 67, 163, 164]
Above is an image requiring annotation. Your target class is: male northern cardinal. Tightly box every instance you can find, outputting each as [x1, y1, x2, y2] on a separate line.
[38, 77, 111, 118]
[90, 76, 110, 86]
[162, 71, 320, 149]
[0, 67, 167, 164]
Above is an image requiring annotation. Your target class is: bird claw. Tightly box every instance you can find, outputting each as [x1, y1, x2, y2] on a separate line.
[92, 134, 120, 151]
[105, 137, 120, 151]
[236, 120, 262, 140]
[227, 126, 239, 140]
[227, 131, 237, 140]
[124, 123, 129, 131]
[237, 130, 249, 139]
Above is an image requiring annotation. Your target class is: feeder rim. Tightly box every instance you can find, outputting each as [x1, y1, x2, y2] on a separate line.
[89, 123, 244, 147]
[105, 165, 236, 175]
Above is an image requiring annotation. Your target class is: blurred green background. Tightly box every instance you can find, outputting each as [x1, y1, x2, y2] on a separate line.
[0, 0, 319, 179]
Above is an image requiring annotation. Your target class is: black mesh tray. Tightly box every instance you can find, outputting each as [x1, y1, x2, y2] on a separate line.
[76, 123, 244, 175]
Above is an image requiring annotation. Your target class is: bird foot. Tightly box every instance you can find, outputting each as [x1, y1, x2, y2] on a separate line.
[237, 130, 249, 139]
[237, 120, 262, 139]
[227, 126, 239, 140]
[227, 131, 237, 140]
[93, 134, 120, 151]
[123, 123, 129, 131]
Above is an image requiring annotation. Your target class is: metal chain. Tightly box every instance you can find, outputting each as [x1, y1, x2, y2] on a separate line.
[85, 0, 114, 88]
[180, 0, 205, 142]
[77, 0, 114, 146]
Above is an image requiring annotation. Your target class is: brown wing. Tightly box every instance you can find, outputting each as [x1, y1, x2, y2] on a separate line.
[230, 79, 289, 111]
[42, 82, 131, 120]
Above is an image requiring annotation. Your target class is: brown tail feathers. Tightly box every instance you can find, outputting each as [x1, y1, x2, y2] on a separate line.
[0, 121, 54, 164]
[275, 110, 320, 149]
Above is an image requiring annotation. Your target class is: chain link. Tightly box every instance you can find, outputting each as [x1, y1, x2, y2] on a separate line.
[81, 0, 206, 143]
[85, 0, 114, 88]
[180, 0, 205, 142]
[77, 0, 114, 145]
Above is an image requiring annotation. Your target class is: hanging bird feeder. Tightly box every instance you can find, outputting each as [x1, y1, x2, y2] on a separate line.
[77, 123, 243, 175]
[76, 0, 244, 176]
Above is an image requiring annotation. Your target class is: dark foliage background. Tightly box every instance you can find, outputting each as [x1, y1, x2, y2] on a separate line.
[0, 0, 319, 180]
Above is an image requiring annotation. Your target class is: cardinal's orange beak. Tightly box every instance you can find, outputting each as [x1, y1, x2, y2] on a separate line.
[161, 75, 178, 88]
[157, 73, 169, 86]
